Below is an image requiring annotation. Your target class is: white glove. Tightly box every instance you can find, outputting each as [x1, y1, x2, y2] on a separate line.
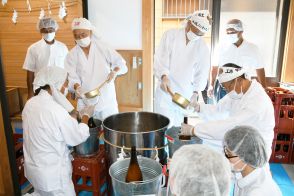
[180, 123, 195, 136]
[75, 86, 84, 99]
[51, 87, 74, 113]
[188, 92, 200, 112]
[160, 75, 170, 92]
[190, 92, 199, 106]
[79, 105, 95, 118]
[107, 70, 117, 83]
[207, 85, 214, 98]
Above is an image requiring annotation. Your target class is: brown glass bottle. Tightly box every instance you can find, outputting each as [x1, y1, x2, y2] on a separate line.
[125, 146, 143, 183]
[179, 116, 191, 140]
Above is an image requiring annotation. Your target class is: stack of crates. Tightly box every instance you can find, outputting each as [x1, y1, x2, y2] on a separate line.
[266, 87, 294, 163]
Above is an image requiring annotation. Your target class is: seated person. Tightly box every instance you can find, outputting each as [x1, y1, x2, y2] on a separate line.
[169, 144, 231, 196]
[223, 125, 282, 196]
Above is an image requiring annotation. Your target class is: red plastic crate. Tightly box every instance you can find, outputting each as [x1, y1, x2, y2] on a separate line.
[275, 105, 294, 131]
[273, 131, 293, 141]
[290, 141, 294, 164]
[270, 140, 292, 163]
[72, 145, 109, 196]
[266, 87, 294, 106]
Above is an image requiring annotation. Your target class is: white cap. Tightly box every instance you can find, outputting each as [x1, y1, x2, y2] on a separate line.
[189, 10, 211, 33]
[226, 23, 243, 32]
[218, 66, 247, 83]
[72, 18, 95, 31]
[33, 66, 67, 92]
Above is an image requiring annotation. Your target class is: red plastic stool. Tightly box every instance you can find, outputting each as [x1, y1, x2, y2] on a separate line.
[72, 145, 109, 196]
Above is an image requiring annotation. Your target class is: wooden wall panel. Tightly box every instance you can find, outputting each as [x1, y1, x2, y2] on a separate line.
[282, 0, 294, 82]
[0, 0, 83, 87]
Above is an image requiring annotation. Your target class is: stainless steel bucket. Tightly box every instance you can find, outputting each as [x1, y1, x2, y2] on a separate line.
[74, 119, 102, 156]
[109, 157, 163, 196]
[102, 112, 170, 164]
[166, 127, 202, 158]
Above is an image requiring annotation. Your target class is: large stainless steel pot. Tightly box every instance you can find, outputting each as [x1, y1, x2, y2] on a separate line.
[102, 112, 170, 164]
[74, 119, 102, 156]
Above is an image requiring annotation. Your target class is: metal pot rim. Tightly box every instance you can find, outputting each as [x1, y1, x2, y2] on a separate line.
[102, 111, 170, 134]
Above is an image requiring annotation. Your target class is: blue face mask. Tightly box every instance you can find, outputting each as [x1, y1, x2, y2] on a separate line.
[228, 79, 243, 100]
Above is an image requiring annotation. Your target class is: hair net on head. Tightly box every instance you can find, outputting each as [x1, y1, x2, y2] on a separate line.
[33, 66, 67, 93]
[226, 19, 243, 31]
[37, 17, 59, 31]
[217, 64, 247, 83]
[169, 144, 231, 196]
[187, 10, 211, 33]
[223, 126, 268, 168]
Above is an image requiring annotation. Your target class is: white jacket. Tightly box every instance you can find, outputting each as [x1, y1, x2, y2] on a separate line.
[22, 90, 89, 191]
[65, 37, 127, 113]
[195, 80, 275, 158]
[23, 39, 68, 73]
[234, 167, 282, 196]
[154, 28, 210, 126]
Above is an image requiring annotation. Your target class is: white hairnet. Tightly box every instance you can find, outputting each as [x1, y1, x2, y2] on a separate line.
[226, 20, 243, 31]
[37, 17, 58, 31]
[169, 144, 231, 196]
[217, 64, 247, 83]
[223, 126, 268, 168]
[72, 17, 95, 31]
[33, 66, 67, 93]
[188, 10, 211, 33]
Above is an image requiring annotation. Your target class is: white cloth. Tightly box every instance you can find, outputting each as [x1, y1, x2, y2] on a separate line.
[218, 40, 264, 77]
[234, 167, 282, 196]
[22, 90, 89, 192]
[33, 66, 67, 92]
[24, 181, 75, 196]
[154, 28, 210, 127]
[195, 80, 275, 159]
[23, 39, 68, 73]
[65, 37, 127, 118]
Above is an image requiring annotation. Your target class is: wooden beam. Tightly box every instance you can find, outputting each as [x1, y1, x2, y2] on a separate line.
[142, 0, 154, 111]
[281, 0, 294, 82]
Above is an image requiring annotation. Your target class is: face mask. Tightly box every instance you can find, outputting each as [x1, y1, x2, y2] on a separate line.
[63, 87, 69, 97]
[228, 79, 243, 100]
[227, 33, 239, 44]
[187, 30, 200, 41]
[76, 36, 91, 47]
[230, 159, 247, 173]
[42, 32, 55, 42]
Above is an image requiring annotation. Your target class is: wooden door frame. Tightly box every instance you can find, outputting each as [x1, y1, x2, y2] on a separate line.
[142, 0, 154, 111]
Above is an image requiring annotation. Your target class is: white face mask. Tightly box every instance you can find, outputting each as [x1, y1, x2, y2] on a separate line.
[187, 30, 200, 41]
[76, 36, 91, 47]
[228, 79, 243, 100]
[230, 159, 247, 173]
[42, 32, 55, 42]
[227, 33, 239, 44]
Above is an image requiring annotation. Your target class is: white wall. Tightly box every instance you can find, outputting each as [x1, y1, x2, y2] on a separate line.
[88, 0, 142, 50]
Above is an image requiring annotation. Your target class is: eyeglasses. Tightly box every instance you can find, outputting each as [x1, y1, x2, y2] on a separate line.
[223, 147, 238, 159]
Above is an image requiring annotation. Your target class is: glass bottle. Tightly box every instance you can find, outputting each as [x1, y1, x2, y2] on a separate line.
[125, 146, 143, 183]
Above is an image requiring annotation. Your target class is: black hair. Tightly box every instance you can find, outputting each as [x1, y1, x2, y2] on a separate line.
[34, 84, 50, 96]
[222, 63, 246, 79]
